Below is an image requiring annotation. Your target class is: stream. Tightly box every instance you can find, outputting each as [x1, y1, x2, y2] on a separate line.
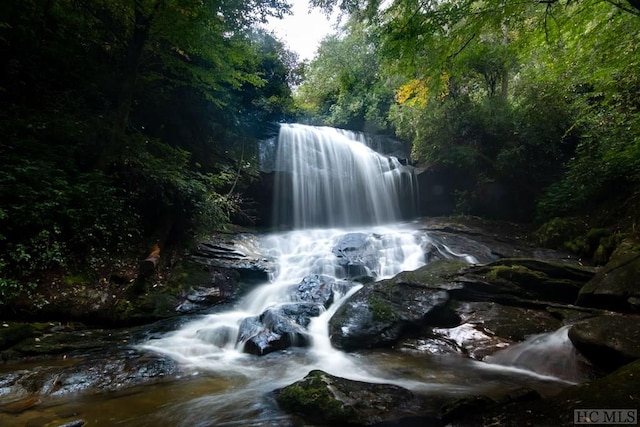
[0, 124, 584, 426]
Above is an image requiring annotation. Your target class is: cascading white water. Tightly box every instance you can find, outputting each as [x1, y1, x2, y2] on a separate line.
[139, 124, 437, 395]
[135, 124, 573, 426]
[139, 225, 429, 373]
[272, 124, 416, 228]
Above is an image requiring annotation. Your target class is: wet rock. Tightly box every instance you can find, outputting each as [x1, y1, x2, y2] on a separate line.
[416, 217, 583, 263]
[577, 239, 640, 312]
[275, 370, 439, 426]
[332, 233, 380, 279]
[456, 259, 593, 304]
[276, 303, 324, 328]
[329, 254, 590, 356]
[431, 323, 511, 360]
[0, 349, 180, 404]
[191, 233, 275, 283]
[329, 260, 463, 351]
[176, 286, 223, 313]
[238, 275, 356, 355]
[57, 421, 85, 427]
[173, 266, 240, 314]
[453, 301, 562, 343]
[238, 306, 313, 356]
[291, 274, 335, 308]
[399, 336, 463, 355]
[568, 315, 640, 371]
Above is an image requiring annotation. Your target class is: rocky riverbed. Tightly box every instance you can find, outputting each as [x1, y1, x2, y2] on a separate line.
[1, 217, 639, 426]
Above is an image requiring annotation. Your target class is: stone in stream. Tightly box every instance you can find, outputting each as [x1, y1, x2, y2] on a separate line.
[292, 274, 336, 307]
[237, 274, 356, 356]
[568, 315, 640, 372]
[329, 260, 465, 351]
[274, 370, 441, 426]
[332, 232, 381, 280]
[577, 238, 640, 312]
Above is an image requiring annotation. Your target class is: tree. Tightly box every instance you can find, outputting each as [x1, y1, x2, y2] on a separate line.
[0, 0, 297, 306]
[308, 0, 640, 222]
[295, 18, 396, 134]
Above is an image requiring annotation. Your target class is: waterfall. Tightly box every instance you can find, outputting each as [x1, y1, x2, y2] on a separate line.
[141, 125, 428, 372]
[272, 124, 417, 228]
[135, 124, 575, 425]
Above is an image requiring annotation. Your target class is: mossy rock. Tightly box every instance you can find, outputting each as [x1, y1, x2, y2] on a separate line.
[275, 370, 360, 424]
[275, 370, 437, 425]
[329, 260, 460, 351]
[577, 238, 640, 311]
[462, 258, 594, 304]
[568, 315, 640, 371]
[0, 322, 37, 351]
[533, 217, 588, 249]
[388, 260, 469, 288]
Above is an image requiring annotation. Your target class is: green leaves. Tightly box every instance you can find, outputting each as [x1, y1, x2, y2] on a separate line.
[0, 0, 298, 306]
[295, 18, 396, 132]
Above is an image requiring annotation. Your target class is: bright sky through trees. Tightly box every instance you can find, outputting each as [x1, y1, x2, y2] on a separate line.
[265, 0, 338, 61]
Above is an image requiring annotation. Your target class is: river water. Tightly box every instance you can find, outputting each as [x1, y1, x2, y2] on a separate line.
[0, 124, 580, 426]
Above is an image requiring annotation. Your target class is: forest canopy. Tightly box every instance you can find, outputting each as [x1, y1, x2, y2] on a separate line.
[299, 0, 640, 223]
[0, 0, 297, 304]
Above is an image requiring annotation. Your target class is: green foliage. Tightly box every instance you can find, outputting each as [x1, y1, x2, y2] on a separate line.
[533, 217, 589, 249]
[314, 0, 639, 222]
[533, 3, 640, 221]
[0, 0, 295, 307]
[295, 18, 396, 133]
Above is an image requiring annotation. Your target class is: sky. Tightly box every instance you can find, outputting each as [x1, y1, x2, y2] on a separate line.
[264, 0, 340, 61]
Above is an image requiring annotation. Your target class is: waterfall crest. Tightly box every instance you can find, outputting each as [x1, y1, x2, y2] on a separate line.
[272, 124, 416, 229]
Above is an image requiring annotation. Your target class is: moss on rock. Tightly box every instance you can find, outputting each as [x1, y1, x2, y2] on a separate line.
[577, 238, 640, 311]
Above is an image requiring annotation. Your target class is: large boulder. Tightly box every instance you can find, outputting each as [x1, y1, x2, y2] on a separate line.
[568, 315, 640, 371]
[191, 233, 275, 283]
[416, 217, 587, 263]
[237, 305, 315, 356]
[427, 301, 563, 360]
[456, 259, 593, 304]
[291, 274, 336, 308]
[274, 370, 438, 426]
[577, 239, 640, 311]
[329, 260, 464, 351]
[329, 256, 593, 354]
[453, 301, 562, 342]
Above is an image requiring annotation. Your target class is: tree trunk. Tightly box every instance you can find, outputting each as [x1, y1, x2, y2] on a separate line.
[500, 21, 509, 102]
[113, 5, 154, 137]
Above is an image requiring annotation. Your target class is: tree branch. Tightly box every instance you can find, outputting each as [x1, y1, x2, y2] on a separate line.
[447, 33, 476, 60]
[606, 0, 640, 16]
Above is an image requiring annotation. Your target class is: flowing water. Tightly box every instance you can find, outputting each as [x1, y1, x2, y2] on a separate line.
[272, 124, 417, 228]
[0, 124, 581, 426]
